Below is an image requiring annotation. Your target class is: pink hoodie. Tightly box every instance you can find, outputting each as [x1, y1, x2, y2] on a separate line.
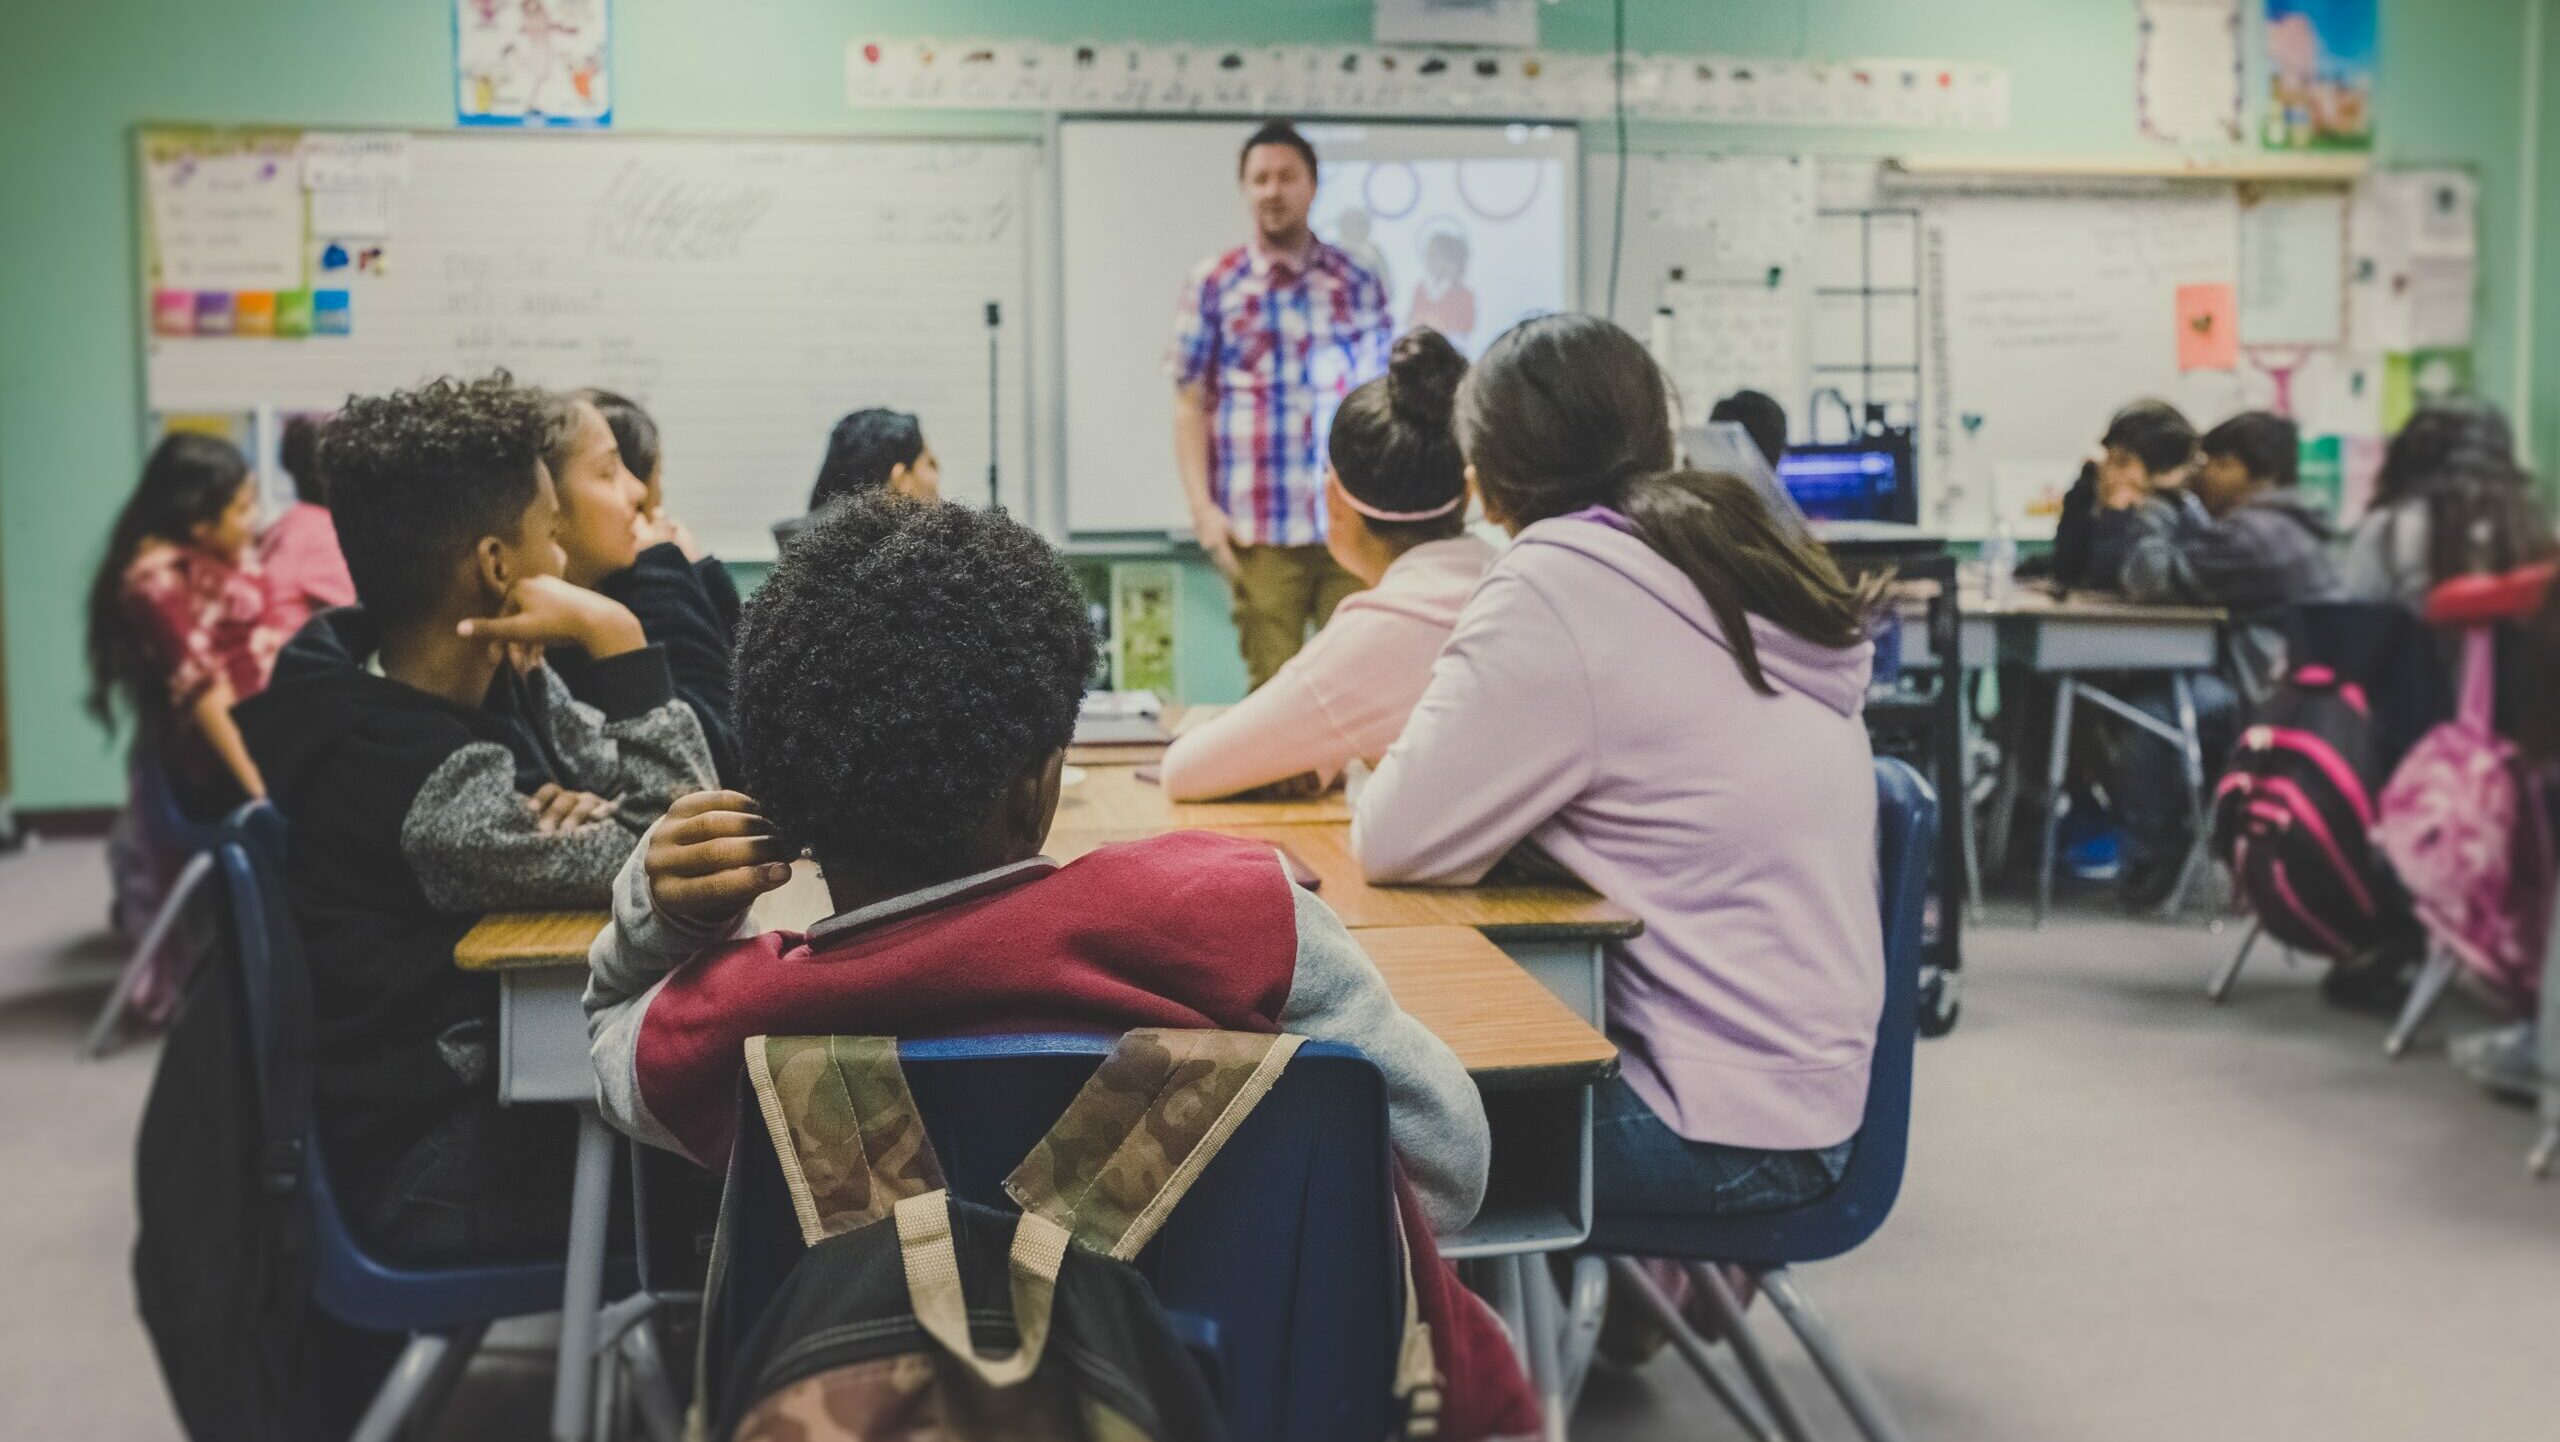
[1354, 514, 1882, 1150]
[1160, 536, 1494, 800]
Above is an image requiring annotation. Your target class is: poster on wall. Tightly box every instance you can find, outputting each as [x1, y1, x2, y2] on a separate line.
[455, 0, 612, 128]
[2136, 0, 2243, 144]
[2261, 0, 2374, 151]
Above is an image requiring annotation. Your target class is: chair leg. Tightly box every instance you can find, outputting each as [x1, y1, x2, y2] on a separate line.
[2159, 673, 2211, 920]
[1604, 1258, 1776, 1442]
[349, 1328, 484, 1442]
[2036, 679, 2077, 929]
[1556, 1254, 1608, 1412]
[618, 1314, 687, 1442]
[2384, 947, 2461, 1059]
[2209, 922, 2262, 1004]
[1685, 1262, 1819, 1442]
[1758, 1269, 1912, 1442]
[82, 850, 214, 1059]
[1513, 1255, 1567, 1442]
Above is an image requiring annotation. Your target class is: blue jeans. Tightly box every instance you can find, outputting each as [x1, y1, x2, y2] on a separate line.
[1590, 1077, 1852, 1217]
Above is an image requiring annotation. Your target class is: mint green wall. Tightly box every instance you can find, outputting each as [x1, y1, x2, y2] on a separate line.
[0, 0, 2543, 809]
[2536, 0, 2560, 489]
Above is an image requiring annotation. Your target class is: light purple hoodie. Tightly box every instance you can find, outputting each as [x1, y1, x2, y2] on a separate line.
[1354, 511, 1882, 1150]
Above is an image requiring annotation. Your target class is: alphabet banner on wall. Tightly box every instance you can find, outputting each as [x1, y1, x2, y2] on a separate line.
[845, 38, 2010, 132]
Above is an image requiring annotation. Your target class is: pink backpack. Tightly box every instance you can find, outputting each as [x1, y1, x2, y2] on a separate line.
[2373, 629, 2557, 1008]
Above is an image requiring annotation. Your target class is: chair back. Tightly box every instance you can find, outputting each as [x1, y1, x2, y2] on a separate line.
[210, 805, 570, 1331]
[1590, 755, 1936, 1264]
[712, 1034, 1401, 1442]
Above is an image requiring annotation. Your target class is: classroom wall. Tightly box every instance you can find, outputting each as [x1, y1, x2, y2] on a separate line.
[2536, 0, 2560, 485]
[0, 0, 2545, 812]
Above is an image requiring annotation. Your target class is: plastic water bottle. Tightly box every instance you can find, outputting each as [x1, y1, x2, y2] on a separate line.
[1982, 515, 2018, 607]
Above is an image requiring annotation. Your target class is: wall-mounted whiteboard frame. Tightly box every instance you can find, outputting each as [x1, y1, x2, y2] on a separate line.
[1048, 115, 1583, 540]
[136, 124, 1049, 559]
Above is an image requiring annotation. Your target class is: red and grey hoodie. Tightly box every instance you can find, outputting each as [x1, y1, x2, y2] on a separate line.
[582, 827, 1538, 1438]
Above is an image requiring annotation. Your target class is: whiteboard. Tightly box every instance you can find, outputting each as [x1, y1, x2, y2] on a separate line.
[144, 131, 1039, 558]
[1058, 119, 1580, 536]
[1919, 191, 2250, 538]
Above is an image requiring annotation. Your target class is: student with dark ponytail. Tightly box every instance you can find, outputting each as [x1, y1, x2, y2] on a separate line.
[1357, 313, 1887, 1223]
[1160, 328, 1493, 800]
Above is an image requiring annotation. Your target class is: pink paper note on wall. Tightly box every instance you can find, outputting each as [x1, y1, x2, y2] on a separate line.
[2177, 282, 2240, 371]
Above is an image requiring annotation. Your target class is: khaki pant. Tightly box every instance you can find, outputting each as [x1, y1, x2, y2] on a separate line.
[1228, 543, 1365, 690]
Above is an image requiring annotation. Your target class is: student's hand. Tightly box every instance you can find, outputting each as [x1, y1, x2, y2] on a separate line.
[646, 790, 798, 930]
[1191, 507, 1241, 581]
[461, 574, 648, 660]
[2097, 467, 2151, 512]
[1238, 770, 1328, 801]
[525, 783, 617, 836]
[637, 507, 705, 563]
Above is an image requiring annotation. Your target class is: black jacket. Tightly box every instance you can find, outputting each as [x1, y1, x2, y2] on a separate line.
[235, 609, 713, 1197]
[551, 542, 742, 784]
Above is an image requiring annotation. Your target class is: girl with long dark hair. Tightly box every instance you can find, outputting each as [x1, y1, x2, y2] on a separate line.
[1356, 313, 1887, 1227]
[86, 431, 283, 810]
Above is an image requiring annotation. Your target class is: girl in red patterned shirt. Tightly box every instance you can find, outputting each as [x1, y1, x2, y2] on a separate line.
[85, 433, 289, 821]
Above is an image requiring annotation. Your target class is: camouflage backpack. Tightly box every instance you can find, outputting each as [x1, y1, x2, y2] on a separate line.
[697, 1029, 1440, 1442]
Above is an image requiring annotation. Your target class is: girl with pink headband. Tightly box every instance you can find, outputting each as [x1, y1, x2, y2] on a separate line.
[1159, 328, 1494, 801]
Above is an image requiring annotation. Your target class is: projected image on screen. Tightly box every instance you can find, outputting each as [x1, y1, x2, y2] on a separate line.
[1306, 125, 1573, 358]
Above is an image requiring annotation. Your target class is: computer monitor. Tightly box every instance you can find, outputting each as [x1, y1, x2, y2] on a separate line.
[1778, 438, 1917, 525]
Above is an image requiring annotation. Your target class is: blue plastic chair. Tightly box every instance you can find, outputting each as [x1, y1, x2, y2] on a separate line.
[214, 805, 634, 1442]
[1586, 755, 1935, 1442]
[706, 1034, 1403, 1442]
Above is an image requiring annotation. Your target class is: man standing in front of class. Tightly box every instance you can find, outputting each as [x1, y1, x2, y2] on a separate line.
[1171, 121, 1393, 689]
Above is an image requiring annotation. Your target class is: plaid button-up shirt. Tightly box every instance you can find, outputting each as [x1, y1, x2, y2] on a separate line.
[1170, 238, 1392, 548]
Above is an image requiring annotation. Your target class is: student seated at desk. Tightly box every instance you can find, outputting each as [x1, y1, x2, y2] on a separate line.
[581, 494, 1535, 1438]
[259, 413, 357, 636]
[2042, 400, 2197, 590]
[1160, 329, 1493, 800]
[771, 405, 941, 547]
[235, 373, 715, 1264]
[87, 434, 289, 931]
[584, 387, 745, 638]
[2341, 403, 2555, 610]
[1354, 314, 1885, 1226]
[540, 389, 743, 784]
[2107, 411, 2337, 905]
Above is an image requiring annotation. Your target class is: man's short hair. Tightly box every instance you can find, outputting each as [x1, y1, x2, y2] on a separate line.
[2101, 401, 2199, 476]
[320, 373, 550, 624]
[2200, 411, 2301, 489]
[736, 495, 1098, 874]
[1238, 121, 1318, 183]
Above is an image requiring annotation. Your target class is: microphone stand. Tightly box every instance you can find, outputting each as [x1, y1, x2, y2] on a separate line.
[985, 301, 1002, 512]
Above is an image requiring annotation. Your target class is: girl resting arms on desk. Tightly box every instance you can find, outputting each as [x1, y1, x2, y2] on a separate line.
[1160, 328, 1494, 801]
[1355, 312, 1888, 1228]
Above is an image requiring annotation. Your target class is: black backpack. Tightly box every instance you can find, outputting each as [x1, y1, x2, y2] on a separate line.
[2210, 663, 2413, 960]
[702, 1029, 1440, 1442]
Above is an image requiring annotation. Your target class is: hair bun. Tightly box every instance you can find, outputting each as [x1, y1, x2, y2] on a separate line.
[1385, 328, 1468, 430]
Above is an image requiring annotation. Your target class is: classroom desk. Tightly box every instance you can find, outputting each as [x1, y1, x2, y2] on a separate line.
[1046, 821, 1642, 1029]
[1050, 759, 1351, 829]
[459, 881, 1622, 1438]
[1903, 582, 2226, 924]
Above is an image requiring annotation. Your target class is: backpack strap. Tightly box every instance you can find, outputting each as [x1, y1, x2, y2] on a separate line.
[1005, 1029, 1304, 1260]
[745, 1035, 947, 1245]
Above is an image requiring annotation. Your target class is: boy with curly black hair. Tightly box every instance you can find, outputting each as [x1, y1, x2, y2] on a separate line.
[583, 493, 1537, 1436]
[236, 371, 714, 1263]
